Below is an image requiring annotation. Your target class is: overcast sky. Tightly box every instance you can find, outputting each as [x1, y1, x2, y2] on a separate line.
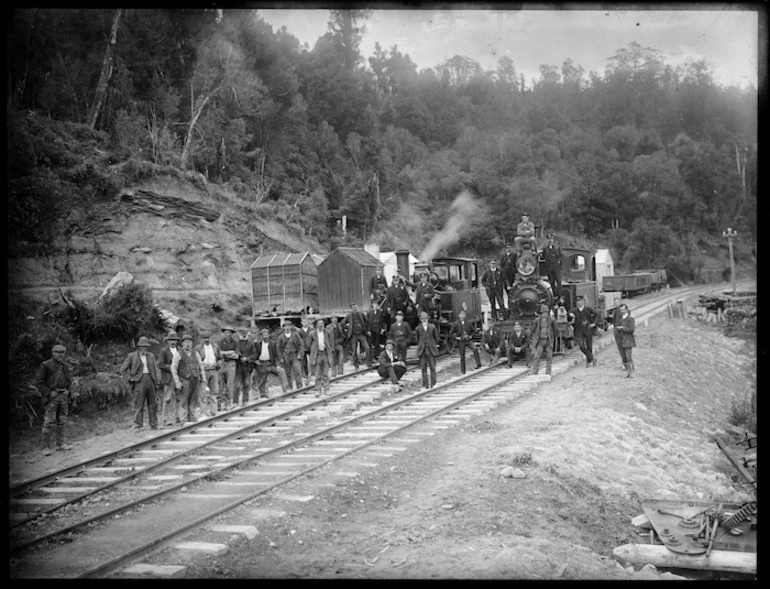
[257, 6, 759, 89]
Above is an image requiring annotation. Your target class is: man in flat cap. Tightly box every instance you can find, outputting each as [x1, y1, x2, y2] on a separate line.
[218, 326, 239, 411]
[36, 344, 75, 455]
[277, 320, 306, 390]
[530, 304, 556, 376]
[481, 259, 506, 321]
[308, 318, 334, 396]
[120, 336, 162, 430]
[172, 334, 206, 423]
[414, 271, 436, 318]
[158, 330, 181, 427]
[196, 330, 221, 416]
[234, 328, 254, 406]
[387, 310, 412, 364]
[514, 213, 537, 253]
[341, 302, 371, 369]
[569, 295, 599, 368]
[377, 339, 407, 386]
[252, 328, 289, 398]
[542, 233, 564, 299]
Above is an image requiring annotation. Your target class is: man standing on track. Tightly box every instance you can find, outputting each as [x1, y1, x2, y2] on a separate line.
[530, 304, 556, 376]
[234, 328, 254, 406]
[196, 331, 221, 416]
[506, 321, 531, 368]
[415, 311, 440, 389]
[388, 310, 412, 363]
[449, 309, 481, 374]
[158, 330, 181, 427]
[276, 321, 305, 390]
[615, 304, 637, 378]
[36, 344, 76, 455]
[569, 295, 599, 367]
[480, 317, 504, 366]
[171, 334, 206, 423]
[120, 336, 162, 430]
[308, 318, 334, 396]
[252, 328, 289, 398]
[218, 326, 239, 411]
[342, 302, 371, 369]
[366, 299, 387, 359]
[329, 315, 347, 376]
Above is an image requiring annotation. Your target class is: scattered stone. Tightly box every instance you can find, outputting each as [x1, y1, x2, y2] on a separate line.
[500, 466, 515, 478]
[99, 271, 133, 301]
[442, 504, 454, 510]
[511, 469, 527, 479]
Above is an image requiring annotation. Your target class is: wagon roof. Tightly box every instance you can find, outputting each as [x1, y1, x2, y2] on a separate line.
[250, 252, 314, 269]
[328, 247, 383, 266]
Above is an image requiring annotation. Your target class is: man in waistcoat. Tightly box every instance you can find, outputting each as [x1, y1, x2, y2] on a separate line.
[218, 326, 239, 411]
[530, 304, 556, 375]
[480, 317, 504, 366]
[506, 321, 531, 367]
[378, 339, 407, 386]
[158, 330, 181, 427]
[615, 304, 637, 378]
[196, 331, 221, 417]
[234, 328, 254, 406]
[569, 295, 599, 367]
[367, 299, 387, 358]
[481, 259, 506, 321]
[171, 334, 206, 423]
[415, 311, 440, 389]
[341, 302, 371, 369]
[120, 336, 162, 430]
[500, 243, 517, 310]
[252, 328, 289, 398]
[542, 233, 564, 299]
[36, 344, 75, 455]
[276, 321, 305, 390]
[388, 310, 412, 363]
[308, 318, 334, 396]
[449, 309, 481, 374]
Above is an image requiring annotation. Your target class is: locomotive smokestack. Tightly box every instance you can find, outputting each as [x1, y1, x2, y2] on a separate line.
[395, 250, 410, 281]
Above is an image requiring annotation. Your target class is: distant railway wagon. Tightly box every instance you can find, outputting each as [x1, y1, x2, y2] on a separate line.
[250, 252, 322, 317]
[638, 269, 668, 292]
[602, 272, 654, 297]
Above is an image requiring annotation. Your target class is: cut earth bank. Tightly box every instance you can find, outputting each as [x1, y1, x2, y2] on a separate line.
[10, 310, 756, 580]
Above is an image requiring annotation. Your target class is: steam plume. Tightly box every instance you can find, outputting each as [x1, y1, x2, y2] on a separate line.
[419, 190, 476, 261]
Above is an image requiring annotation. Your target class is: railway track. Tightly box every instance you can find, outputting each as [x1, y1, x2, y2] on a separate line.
[8, 283, 749, 579]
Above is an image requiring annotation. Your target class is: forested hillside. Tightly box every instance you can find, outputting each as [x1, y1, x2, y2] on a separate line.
[7, 8, 757, 280]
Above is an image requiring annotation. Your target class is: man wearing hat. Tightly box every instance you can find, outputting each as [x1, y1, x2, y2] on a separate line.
[614, 304, 637, 378]
[234, 328, 254, 406]
[341, 302, 371, 369]
[377, 339, 407, 385]
[415, 311, 440, 389]
[514, 213, 537, 253]
[308, 318, 335, 396]
[36, 344, 75, 455]
[387, 310, 412, 363]
[120, 336, 162, 430]
[329, 315, 347, 376]
[158, 330, 181, 427]
[542, 233, 564, 298]
[481, 259, 506, 321]
[298, 315, 313, 386]
[500, 243, 517, 309]
[506, 321, 531, 367]
[530, 304, 556, 375]
[276, 320, 306, 390]
[385, 274, 413, 323]
[481, 317, 505, 366]
[252, 328, 289, 397]
[196, 331, 222, 416]
[449, 309, 482, 374]
[369, 265, 389, 304]
[414, 271, 436, 318]
[172, 334, 207, 422]
[569, 295, 599, 367]
[218, 326, 239, 411]
[366, 299, 387, 359]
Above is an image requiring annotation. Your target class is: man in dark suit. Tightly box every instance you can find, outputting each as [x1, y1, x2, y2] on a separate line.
[366, 300, 387, 358]
[329, 315, 347, 376]
[276, 321, 306, 390]
[120, 335, 162, 430]
[341, 302, 371, 368]
[569, 295, 599, 367]
[449, 309, 481, 374]
[36, 344, 75, 454]
[414, 271, 436, 318]
[415, 311, 440, 389]
[377, 339, 407, 385]
[369, 266, 389, 304]
[388, 310, 412, 363]
[530, 305, 556, 375]
[480, 317, 504, 366]
[615, 304, 637, 378]
[251, 329, 288, 398]
[308, 318, 335, 396]
[386, 274, 413, 323]
[542, 233, 564, 299]
[481, 259, 506, 320]
[500, 243, 517, 310]
[506, 321, 531, 367]
[158, 330, 182, 427]
[171, 334, 207, 423]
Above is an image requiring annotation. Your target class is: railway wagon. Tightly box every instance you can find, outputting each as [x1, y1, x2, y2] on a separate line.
[318, 247, 384, 317]
[250, 252, 322, 318]
[638, 269, 668, 292]
[602, 272, 653, 297]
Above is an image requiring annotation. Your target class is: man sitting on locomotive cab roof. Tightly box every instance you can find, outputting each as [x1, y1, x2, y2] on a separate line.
[514, 213, 537, 253]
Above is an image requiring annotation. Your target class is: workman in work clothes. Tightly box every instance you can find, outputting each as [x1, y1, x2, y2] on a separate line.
[506, 321, 531, 367]
[36, 344, 76, 455]
[612, 306, 626, 371]
[158, 330, 182, 427]
[415, 311, 440, 389]
[276, 321, 305, 390]
[542, 233, 564, 299]
[233, 328, 254, 406]
[387, 310, 412, 363]
[329, 315, 347, 376]
[366, 299, 387, 358]
[120, 336, 162, 430]
[171, 334, 207, 423]
[530, 305, 556, 375]
[386, 274, 413, 323]
[252, 328, 289, 398]
[308, 318, 334, 396]
[500, 244, 517, 309]
[298, 315, 313, 386]
[615, 304, 637, 378]
[369, 266, 389, 304]
[449, 309, 481, 374]
[480, 317, 504, 366]
[195, 331, 221, 417]
[514, 212, 537, 253]
[378, 339, 407, 386]
[341, 302, 371, 369]
[481, 259, 506, 321]
[414, 271, 437, 318]
[569, 295, 599, 367]
[218, 326, 239, 411]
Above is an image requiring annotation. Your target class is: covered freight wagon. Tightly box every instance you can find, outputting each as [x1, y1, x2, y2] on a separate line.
[318, 248, 384, 316]
[250, 252, 323, 316]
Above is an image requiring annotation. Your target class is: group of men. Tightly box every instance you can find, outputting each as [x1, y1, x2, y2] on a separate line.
[481, 214, 565, 321]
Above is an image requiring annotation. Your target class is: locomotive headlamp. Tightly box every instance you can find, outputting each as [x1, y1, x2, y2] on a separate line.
[516, 253, 537, 277]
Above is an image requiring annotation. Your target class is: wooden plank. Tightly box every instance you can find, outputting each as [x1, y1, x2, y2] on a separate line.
[613, 544, 756, 575]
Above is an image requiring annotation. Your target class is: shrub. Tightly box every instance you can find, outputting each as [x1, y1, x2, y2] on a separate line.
[728, 388, 756, 434]
[101, 282, 164, 342]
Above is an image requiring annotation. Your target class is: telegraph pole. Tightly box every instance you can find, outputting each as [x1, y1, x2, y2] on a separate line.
[722, 227, 737, 294]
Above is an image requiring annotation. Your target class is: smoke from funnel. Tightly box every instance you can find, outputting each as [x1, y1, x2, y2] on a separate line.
[419, 190, 476, 261]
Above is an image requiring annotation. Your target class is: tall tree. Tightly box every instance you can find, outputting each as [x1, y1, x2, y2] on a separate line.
[88, 8, 123, 129]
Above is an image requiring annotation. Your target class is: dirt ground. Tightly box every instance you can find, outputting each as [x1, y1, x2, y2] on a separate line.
[9, 309, 756, 580]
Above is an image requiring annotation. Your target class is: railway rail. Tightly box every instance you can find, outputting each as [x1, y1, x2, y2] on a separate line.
[8, 283, 749, 579]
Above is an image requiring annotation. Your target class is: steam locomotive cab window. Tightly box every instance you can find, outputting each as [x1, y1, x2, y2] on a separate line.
[570, 254, 586, 272]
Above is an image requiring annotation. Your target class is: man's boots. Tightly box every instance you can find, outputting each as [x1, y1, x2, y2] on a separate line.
[627, 361, 635, 378]
[56, 427, 73, 451]
[42, 430, 54, 456]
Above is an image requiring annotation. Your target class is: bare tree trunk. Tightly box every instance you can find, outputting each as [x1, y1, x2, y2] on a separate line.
[88, 9, 123, 130]
[180, 84, 216, 169]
